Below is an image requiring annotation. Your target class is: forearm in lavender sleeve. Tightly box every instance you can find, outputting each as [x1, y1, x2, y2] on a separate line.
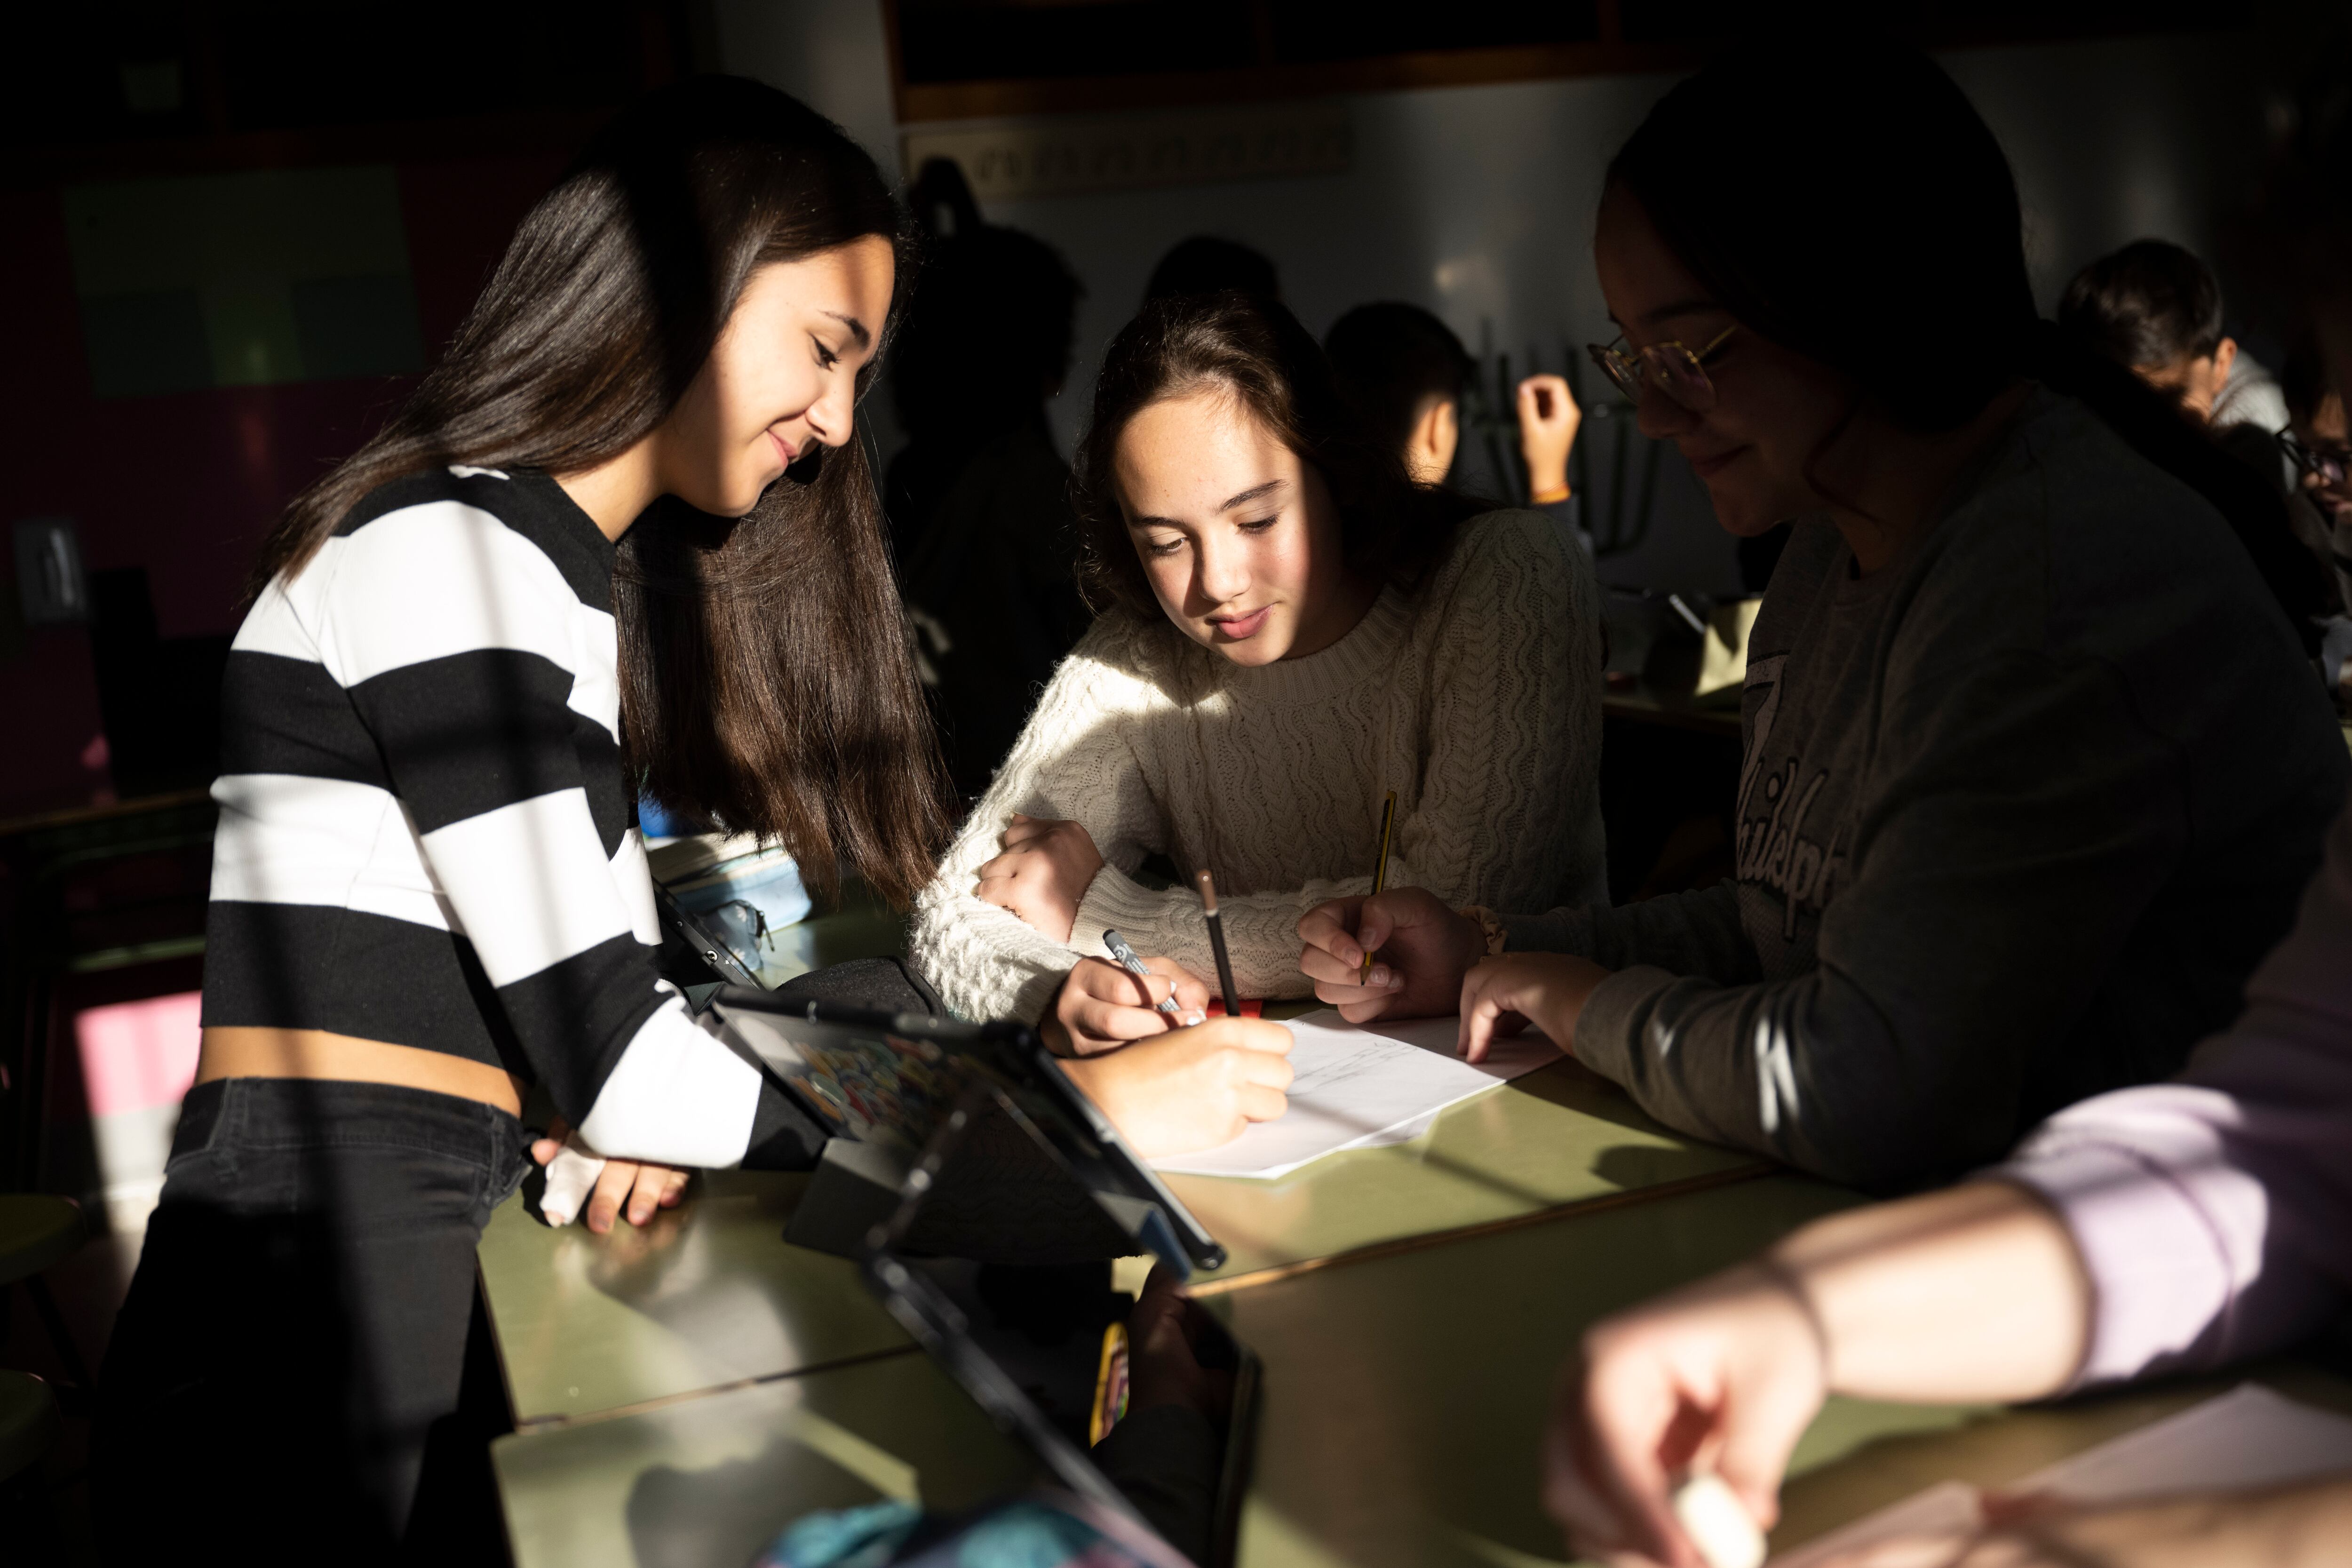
[1996, 789, 2352, 1387]
[1772, 1179, 2091, 1405]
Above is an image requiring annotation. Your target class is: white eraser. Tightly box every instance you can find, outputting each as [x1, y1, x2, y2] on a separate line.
[1672, 1472, 1766, 1568]
[538, 1134, 606, 1228]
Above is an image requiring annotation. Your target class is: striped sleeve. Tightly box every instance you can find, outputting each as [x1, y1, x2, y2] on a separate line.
[283, 485, 809, 1169]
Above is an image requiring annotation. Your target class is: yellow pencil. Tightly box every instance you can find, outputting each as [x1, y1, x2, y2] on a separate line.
[1362, 788, 1397, 983]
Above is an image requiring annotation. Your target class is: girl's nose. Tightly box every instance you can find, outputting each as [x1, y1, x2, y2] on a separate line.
[1195, 536, 1249, 605]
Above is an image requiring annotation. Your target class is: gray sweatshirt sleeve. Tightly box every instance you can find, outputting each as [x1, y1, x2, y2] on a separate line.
[1501, 881, 1758, 984]
[1558, 647, 2187, 1189]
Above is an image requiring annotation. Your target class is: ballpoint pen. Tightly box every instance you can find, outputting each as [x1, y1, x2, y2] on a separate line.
[1103, 929, 1199, 1024]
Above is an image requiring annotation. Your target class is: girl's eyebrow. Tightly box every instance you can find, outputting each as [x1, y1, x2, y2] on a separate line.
[820, 310, 872, 350]
[1217, 478, 1285, 512]
[1129, 478, 1288, 529]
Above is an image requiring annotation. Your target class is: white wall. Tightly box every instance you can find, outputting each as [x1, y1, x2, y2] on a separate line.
[718, 16, 2289, 596]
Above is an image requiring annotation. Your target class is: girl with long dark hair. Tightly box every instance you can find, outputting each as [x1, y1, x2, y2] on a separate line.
[1298, 42, 2350, 1193]
[909, 291, 1606, 1158]
[93, 79, 944, 1557]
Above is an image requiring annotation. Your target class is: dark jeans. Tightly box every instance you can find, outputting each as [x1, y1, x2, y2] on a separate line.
[92, 1078, 532, 1564]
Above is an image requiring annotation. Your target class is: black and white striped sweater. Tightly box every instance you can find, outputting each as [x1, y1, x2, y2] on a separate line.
[205, 465, 813, 1169]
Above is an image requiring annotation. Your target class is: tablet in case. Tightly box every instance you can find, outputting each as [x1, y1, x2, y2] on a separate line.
[706, 992, 1227, 1276]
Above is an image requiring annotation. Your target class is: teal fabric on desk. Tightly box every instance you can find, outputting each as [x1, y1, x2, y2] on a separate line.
[761, 1494, 1185, 1568]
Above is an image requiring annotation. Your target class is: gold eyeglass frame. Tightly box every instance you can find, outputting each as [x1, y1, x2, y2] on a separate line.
[1586, 324, 1739, 411]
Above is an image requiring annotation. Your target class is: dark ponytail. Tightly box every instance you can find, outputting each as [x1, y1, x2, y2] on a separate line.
[1609, 40, 2329, 650]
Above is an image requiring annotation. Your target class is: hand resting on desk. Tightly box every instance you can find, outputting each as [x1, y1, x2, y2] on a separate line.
[1458, 953, 1615, 1063]
[531, 1116, 691, 1233]
[1061, 1018, 1294, 1158]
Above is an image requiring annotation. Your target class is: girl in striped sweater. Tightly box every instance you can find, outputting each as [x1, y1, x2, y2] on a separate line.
[94, 80, 946, 1557]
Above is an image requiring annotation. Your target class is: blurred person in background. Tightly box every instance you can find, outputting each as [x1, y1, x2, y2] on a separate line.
[2060, 239, 2304, 504]
[2282, 334, 2352, 657]
[1325, 300, 1595, 558]
[1144, 233, 1280, 304]
[888, 160, 1093, 797]
[2060, 238, 2287, 429]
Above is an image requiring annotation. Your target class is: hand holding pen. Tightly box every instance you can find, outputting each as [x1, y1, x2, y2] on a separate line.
[1050, 941, 1210, 1055]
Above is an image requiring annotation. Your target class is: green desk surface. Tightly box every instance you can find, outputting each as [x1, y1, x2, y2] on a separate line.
[1172, 1054, 1766, 1289]
[1205, 1172, 1864, 1567]
[1212, 1174, 2352, 1567]
[477, 1053, 1765, 1426]
[497, 1170, 2352, 1568]
[477, 1171, 911, 1431]
[492, 1348, 1035, 1568]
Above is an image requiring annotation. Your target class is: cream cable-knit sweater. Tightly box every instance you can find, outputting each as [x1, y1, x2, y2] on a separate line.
[909, 508, 1606, 1023]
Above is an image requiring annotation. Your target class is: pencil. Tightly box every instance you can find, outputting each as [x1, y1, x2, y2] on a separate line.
[1194, 868, 1242, 1019]
[1362, 788, 1397, 983]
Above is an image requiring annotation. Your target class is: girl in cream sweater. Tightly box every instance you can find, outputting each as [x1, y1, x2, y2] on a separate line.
[909, 293, 1604, 1130]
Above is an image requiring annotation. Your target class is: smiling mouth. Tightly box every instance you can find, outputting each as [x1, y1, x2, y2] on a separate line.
[1208, 607, 1272, 639]
[1684, 445, 1745, 478]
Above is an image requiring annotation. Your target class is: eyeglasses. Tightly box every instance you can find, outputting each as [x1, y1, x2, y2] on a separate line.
[2279, 430, 2351, 487]
[1587, 325, 1739, 412]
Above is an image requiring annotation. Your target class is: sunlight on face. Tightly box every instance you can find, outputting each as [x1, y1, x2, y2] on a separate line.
[1593, 186, 1853, 537]
[658, 235, 895, 518]
[1114, 388, 1359, 667]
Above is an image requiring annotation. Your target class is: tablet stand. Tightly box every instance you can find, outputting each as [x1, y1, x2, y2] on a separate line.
[781, 1137, 913, 1258]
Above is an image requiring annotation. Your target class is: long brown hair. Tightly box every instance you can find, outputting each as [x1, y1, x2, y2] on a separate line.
[247, 77, 947, 903]
[1070, 292, 1481, 623]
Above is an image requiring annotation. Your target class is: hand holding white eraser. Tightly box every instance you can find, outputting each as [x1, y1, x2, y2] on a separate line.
[1672, 1472, 1766, 1568]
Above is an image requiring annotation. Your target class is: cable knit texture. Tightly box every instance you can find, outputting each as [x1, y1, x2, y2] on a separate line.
[910, 508, 1606, 1023]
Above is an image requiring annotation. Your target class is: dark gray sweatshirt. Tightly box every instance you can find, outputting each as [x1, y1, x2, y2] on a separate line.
[1506, 390, 2351, 1190]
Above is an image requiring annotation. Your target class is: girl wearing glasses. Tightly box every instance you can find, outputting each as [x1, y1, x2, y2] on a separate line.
[1298, 43, 2349, 1194]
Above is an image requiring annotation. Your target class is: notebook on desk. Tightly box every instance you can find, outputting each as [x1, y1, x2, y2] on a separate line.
[705, 990, 1230, 1274]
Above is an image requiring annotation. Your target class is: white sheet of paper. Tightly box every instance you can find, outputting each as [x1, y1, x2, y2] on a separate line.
[1148, 1009, 1561, 1179]
[1772, 1385, 2352, 1566]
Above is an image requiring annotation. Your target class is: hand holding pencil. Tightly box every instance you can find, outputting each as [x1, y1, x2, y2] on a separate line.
[1294, 884, 1487, 1024]
[1361, 789, 1398, 982]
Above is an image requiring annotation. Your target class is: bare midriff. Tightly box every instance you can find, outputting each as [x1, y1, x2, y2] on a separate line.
[197, 1027, 529, 1118]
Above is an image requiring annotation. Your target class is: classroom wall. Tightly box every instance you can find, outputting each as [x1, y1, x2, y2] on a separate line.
[719, 20, 2292, 599]
[0, 153, 565, 816]
[0, 22, 2294, 812]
